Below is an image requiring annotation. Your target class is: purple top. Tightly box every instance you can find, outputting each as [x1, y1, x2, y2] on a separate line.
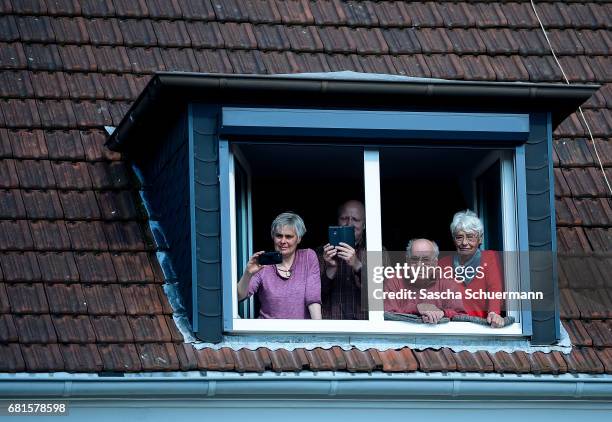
[248, 248, 321, 319]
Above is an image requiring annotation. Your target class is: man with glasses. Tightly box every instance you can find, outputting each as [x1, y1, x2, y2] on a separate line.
[384, 238, 465, 324]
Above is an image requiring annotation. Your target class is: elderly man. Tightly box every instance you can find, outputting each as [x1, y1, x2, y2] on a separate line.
[319, 200, 368, 320]
[384, 238, 465, 324]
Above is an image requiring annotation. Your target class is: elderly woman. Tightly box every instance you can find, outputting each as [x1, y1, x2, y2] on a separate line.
[438, 210, 505, 328]
[237, 212, 322, 319]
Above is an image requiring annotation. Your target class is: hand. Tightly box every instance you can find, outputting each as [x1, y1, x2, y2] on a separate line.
[336, 242, 361, 272]
[417, 303, 444, 324]
[487, 312, 504, 328]
[245, 251, 265, 275]
[322, 243, 338, 268]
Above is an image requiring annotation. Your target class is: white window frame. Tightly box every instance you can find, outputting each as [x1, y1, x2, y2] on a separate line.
[224, 142, 525, 337]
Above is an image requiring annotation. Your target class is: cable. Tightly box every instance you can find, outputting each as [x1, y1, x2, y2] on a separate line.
[530, 0, 612, 197]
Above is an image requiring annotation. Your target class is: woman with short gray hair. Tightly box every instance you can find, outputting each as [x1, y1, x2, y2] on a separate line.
[439, 210, 505, 328]
[237, 212, 322, 319]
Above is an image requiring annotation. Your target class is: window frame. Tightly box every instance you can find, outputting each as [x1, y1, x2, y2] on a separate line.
[218, 107, 534, 337]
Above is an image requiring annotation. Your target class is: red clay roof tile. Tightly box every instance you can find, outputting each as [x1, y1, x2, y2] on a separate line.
[88, 18, 124, 45]
[0, 189, 26, 219]
[253, 24, 290, 51]
[0, 128, 11, 156]
[391, 54, 431, 78]
[564, 319, 593, 346]
[146, 0, 183, 19]
[382, 28, 421, 54]
[17, 16, 55, 43]
[0, 220, 34, 250]
[194, 49, 233, 73]
[0, 314, 17, 342]
[244, 0, 282, 24]
[0, 158, 19, 187]
[81, 130, 120, 161]
[578, 30, 612, 56]
[564, 347, 604, 374]
[343, 1, 378, 27]
[342, 347, 376, 372]
[528, 351, 568, 375]
[59, 343, 103, 372]
[0, 70, 34, 98]
[454, 350, 494, 373]
[595, 348, 612, 374]
[0, 43, 27, 69]
[107, 101, 132, 127]
[112, 252, 154, 283]
[160, 48, 201, 72]
[118, 19, 157, 47]
[98, 343, 142, 371]
[37, 252, 80, 284]
[51, 17, 90, 44]
[65, 73, 105, 100]
[3, 99, 42, 128]
[489, 55, 530, 82]
[276, 0, 314, 25]
[74, 252, 117, 282]
[437, 2, 475, 28]
[9, 130, 48, 159]
[15, 159, 56, 189]
[102, 221, 145, 251]
[82, 283, 125, 315]
[30, 72, 69, 99]
[113, 0, 149, 18]
[0, 15, 19, 42]
[58, 45, 97, 72]
[21, 344, 64, 372]
[377, 348, 418, 372]
[0, 252, 40, 282]
[30, 220, 71, 250]
[310, 0, 347, 26]
[266, 348, 303, 372]
[560, 289, 581, 318]
[291, 52, 331, 73]
[80, 0, 116, 18]
[65, 221, 108, 251]
[37, 100, 78, 128]
[195, 347, 235, 371]
[232, 348, 266, 372]
[584, 227, 612, 253]
[219, 22, 259, 50]
[174, 343, 198, 371]
[460, 55, 496, 81]
[180, 0, 216, 20]
[414, 348, 457, 372]
[583, 320, 612, 347]
[22, 189, 63, 219]
[53, 315, 96, 343]
[424, 54, 465, 80]
[45, 130, 85, 160]
[138, 342, 180, 371]
[355, 54, 397, 74]
[1, 284, 10, 311]
[51, 161, 91, 189]
[260, 51, 300, 74]
[373, 1, 412, 27]
[210, 0, 249, 22]
[6, 282, 48, 313]
[14, 314, 57, 343]
[557, 226, 593, 253]
[152, 20, 192, 48]
[92, 315, 134, 342]
[44, 283, 88, 314]
[184, 21, 224, 49]
[129, 315, 172, 342]
[120, 284, 163, 315]
[350, 27, 388, 54]
[490, 351, 531, 373]
[414, 28, 454, 54]
[0, 344, 25, 372]
[73, 100, 112, 127]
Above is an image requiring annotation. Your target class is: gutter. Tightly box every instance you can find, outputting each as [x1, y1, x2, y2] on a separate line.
[2, 372, 612, 400]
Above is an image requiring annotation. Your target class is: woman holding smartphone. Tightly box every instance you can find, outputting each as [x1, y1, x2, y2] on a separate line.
[237, 212, 322, 319]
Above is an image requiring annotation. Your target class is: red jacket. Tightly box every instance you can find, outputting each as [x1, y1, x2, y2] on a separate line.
[438, 250, 503, 318]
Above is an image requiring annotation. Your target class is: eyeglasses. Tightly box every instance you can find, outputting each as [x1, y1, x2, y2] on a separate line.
[453, 233, 480, 243]
[407, 256, 436, 265]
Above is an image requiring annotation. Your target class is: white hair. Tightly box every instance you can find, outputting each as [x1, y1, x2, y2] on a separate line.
[406, 239, 439, 259]
[450, 210, 484, 237]
[271, 212, 306, 239]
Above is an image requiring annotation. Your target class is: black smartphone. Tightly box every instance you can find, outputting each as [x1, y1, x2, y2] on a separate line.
[257, 251, 282, 265]
[328, 226, 355, 248]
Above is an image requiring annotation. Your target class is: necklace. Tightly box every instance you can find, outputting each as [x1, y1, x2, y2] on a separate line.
[275, 264, 292, 279]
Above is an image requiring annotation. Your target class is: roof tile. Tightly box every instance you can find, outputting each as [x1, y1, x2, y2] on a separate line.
[59, 344, 103, 372]
[576, 3, 609, 29]
[253, 24, 290, 51]
[355, 55, 397, 74]
[453, 350, 494, 373]
[310, 0, 347, 25]
[73, 100, 112, 127]
[564, 319, 592, 346]
[22, 189, 64, 219]
[377, 348, 418, 372]
[275, 0, 314, 25]
[0, 129, 11, 157]
[53, 315, 96, 343]
[30, 71, 70, 99]
[126, 47, 165, 73]
[528, 351, 568, 375]
[180, 0, 215, 20]
[195, 347, 235, 371]
[45, 0, 81, 16]
[578, 30, 612, 55]
[113, 0, 149, 18]
[37, 100, 78, 128]
[137, 343, 180, 371]
[58, 45, 97, 72]
[146, 0, 183, 19]
[17, 16, 55, 43]
[81, 130, 121, 161]
[73, 252, 117, 282]
[381, 28, 421, 54]
[121, 284, 163, 315]
[595, 348, 612, 374]
[98, 344, 142, 371]
[65, 221, 108, 251]
[490, 351, 531, 373]
[414, 348, 457, 372]
[343, 1, 378, 27]
[65, 73, 104, 100]
[559, 289, 580, 318]
[260, 51, 299, 74]
[0, 220, 34, 250]
[9, 130, 48, 159]
[0, 43, 27, 69]
[555, 139, 595, 167]
[174, 343, 198, 371]
[342, 348, 376, 372]
[574, 198, 612, 226]
[184, 21, 224, 49]
[584, 227, 612, 253]
[291, 52, 331, 73]
[414, 28, 454, 54]
[0, 15, 19, 42]
[14, 314, 57, 343]
[129, 315, 172, 342]
[266, 348, 303, 372]
[232, 348, 266, 372]
[112, 252, 154, 283]
[391, 55, 431, 78]
[521, 56, 564, 82]
[424, 54, 465, 80]
[3, 99, 42, 128]
[51, 17, 90, 44]
[502, 2, 539, 28]
[461, 55, 496, 81]
[561, 167, 610, 198]
[107, 101, 132, 127]
[96, 190, 138, 220]
[102, 222, 145, 251]
[161, 48, 201, 72]
[152, 20, 192, 48]
[88, 18, 124, 45]
[244, 0, 282, 24]
[45, 130, 85, 160]
[6, 283, 48, 313]
[210, 0, 249, 22]
[472, 2, 508, 28]
[0, 344, 24, 372]
[0, 314, 17, 341]
[447, 29, 487, 54]
[15, 159, 56, 189]
[489, 55, 530, 82]
[557, 56, 597, 83]
[349, 27, 388, 54]
[583, 320, 612, 347]
[30, 220, 71, 251]
[0, 70, 34, 97]
[91, 46, 134, 73]
[556, 197, 581, 226]
[0, 158, 19, 188]
[372, 1, 412, 27]
[118, 19, 157, 47]
[21, 344, 64, 372]
[436, 2, 475, 28]
[0, 252, 41, 282]
[479, 29, 520, 55]
[23, 44, 62, 71]
[45, 283, 88, 314]
[52, 161, 92, 189]
[537, 2, 573, 29]
[546, 29, 585, 55]
[0, 189, 26, 219]
[80, 0, 116, 18]
[82, 283, 125, 315]
[557, 226, 592, 253]
[91, 315, 134, 342]
[219, 22, 258, 50]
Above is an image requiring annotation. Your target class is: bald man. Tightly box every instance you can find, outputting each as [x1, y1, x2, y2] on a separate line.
[319, 200, 368, 320]
[384, 238, 465, 324]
